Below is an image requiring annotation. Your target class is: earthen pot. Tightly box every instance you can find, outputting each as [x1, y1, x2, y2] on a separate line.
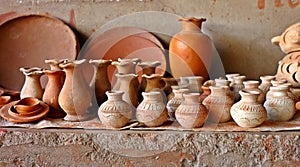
[20, 67, 44, 99]
[166, 88, 189, 121]
[169, 17, 212, 80]
[58, 59, 92, 121]
[42, 70, 66, 118]
[187, 76, 204, 93]
[243, 80, 264, 104]
[136, 92, 168, 127]
[230, 90, 267, 128]
[225, 73, 240, 88]
[258, 75, 276, 94]
[175, 93, 208, 129]
[98, 91, 132, 128]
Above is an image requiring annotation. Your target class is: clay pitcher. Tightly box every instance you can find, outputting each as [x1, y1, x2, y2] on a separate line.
[20, 67, 44, 99]
[42, 69, 65, 118]
[169, 17, 212, 80]
[115, 73, 139, 109]
[138, 61, 161, 95]
[89, 59, 112, 106]
[58, 59, 92, 121]
[143, 74, 164, 92]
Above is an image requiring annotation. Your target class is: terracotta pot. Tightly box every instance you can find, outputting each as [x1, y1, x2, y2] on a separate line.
[258, 75, 276, 94]
[136, 92, 168, 127]
[264, 86, 296, 121]
[230, 90, 267, 128]
[115, 73, 139, 109]
[175, 93, 208, 128]
[215, 78, 230, 87]
[225, 73, 240, 87]
[166, 88, 189, 121]
[187, 76, 204, 93]
[143, 74, 164, 92]
[58, 59, 92, 121]
[199, 86, 211, 102]
[243, 80, 264, 104]
[98, 91, 132, 128]
[161, 77, 178, 98]
[202, 86, 234, 123]
[20, 67, 44, 99]
[42, 70, 65, 118]
[232, 75, 246, 102]
[89, 59, 112, 106]
[169, 17, 212, 80]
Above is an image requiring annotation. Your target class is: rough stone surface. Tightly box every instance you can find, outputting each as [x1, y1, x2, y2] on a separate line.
[0, 128, 299, 166]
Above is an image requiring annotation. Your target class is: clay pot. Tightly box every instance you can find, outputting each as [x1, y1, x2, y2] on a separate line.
[20, 67, 44, 99]
[215, 78, 230, 87]
[42, 70, 65, 118]
[264, 86, 296, 121]
[98, 91, 132, 128]
[175, 93, 208, 128]
[143, 74, 164, 93]
[232, 75, 246, 102]
[230, 90, 267, 128]
[258, 75, 276, 94]
[161, 77, 178, 98]
[89, 59, 112, 106]
[169, 17, 212, 80]
[187, 76, 204, 93]
[166, 88, 189, 121]
[115, 73, 139, 109]
[243, 80, 264, 104]
[136, 92, 168, 127]
[225, 73, 240, 87]
[199, 86, 211, 102]
[202, 86, 234, 123]
[58, 59, 92, 121]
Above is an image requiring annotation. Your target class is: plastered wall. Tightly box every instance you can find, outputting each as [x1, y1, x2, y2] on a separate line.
[1, 0, 300, 79]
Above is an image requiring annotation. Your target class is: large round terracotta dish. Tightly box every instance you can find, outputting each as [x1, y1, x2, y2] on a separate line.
[0, 14, 78, 91]
[79, 26, 166, 84]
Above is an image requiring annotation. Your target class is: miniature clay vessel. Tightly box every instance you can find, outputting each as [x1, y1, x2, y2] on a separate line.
[264, 86, 296, 121]
[202, 86, 234, 123]
[161, 77, 178, 98]
[115, 73, 139, 108]
[266, 79, 288, 100]
[225, 73, 240, 88]
[243, 80, 264, 104]
[169, 17, 212, 80]
[175, 93, 208, 128]
[42, 70, 65, 118]
[166, 88, 189, 121]
[187, 76, 204, 93]
[258, 75, 276, 94]
[98, 91, 132, 128]
[136, 92, 168, 127]
[143, 74, 164, 92]
[230, 90, 267, 128]
[89, 59, 112, 106]
[20, 67, 44, 99]
[232, 75, 246, 102]
[58, 59, 92, 121]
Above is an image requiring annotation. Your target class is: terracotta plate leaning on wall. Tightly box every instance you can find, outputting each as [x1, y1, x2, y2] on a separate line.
[0, 13, 79, 91]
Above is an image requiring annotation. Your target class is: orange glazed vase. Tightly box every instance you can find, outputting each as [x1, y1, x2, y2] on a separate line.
[169, 17, 213, 80]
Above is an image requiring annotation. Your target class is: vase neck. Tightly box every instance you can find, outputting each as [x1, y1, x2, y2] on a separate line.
[180, 18, 206, 32]
[240, 90, 259, 103]
[107, 91, 123, 101]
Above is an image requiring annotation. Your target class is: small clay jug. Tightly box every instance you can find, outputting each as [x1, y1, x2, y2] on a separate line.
[115, 73, 139, 108]
[98, 91, 133, 128]
[58, 59, 92, 121]
[138, 61, 161, 97]
[187, 76, 204, 93]
[264, 86, 296, 121]
[136, 92, 168, 127]
[202, 86, 234, 123]
[20, 67, 44, 99]
[166, 88, 189, 121]
[42, 69, 65, 118]
[266, 79, 288, 100]
[232, 75, 246, 102]
[169, 17, 212, 80]
[89, 59, 112, 106]
[143, 74, 164, 92]
[258, 75, 276, 94]
[225, 73, 240, 88]
[175, 93, 208, 128]
[243, 80, 264, 104]
[230, 90, 267, 127]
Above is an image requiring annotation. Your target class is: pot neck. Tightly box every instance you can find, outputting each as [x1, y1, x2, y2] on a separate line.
[180, 17, 206, 32]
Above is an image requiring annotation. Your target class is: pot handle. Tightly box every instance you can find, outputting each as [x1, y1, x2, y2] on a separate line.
[271, 36, 281, 45]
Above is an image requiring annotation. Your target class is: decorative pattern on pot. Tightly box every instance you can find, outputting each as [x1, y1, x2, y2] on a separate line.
[169, 17, 212, 80]
[264, 86, 296, 121]
[230, 90, 267, 128]
[136, 92, 168, 127]
[175, 93, 208, 128]
[202, 86, 234, 123]
[98, 91, 132, 128]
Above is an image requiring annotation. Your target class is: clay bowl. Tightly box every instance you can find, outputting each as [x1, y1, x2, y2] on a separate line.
[9, 104, 43, 117]
[13, 97, 41, 115]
